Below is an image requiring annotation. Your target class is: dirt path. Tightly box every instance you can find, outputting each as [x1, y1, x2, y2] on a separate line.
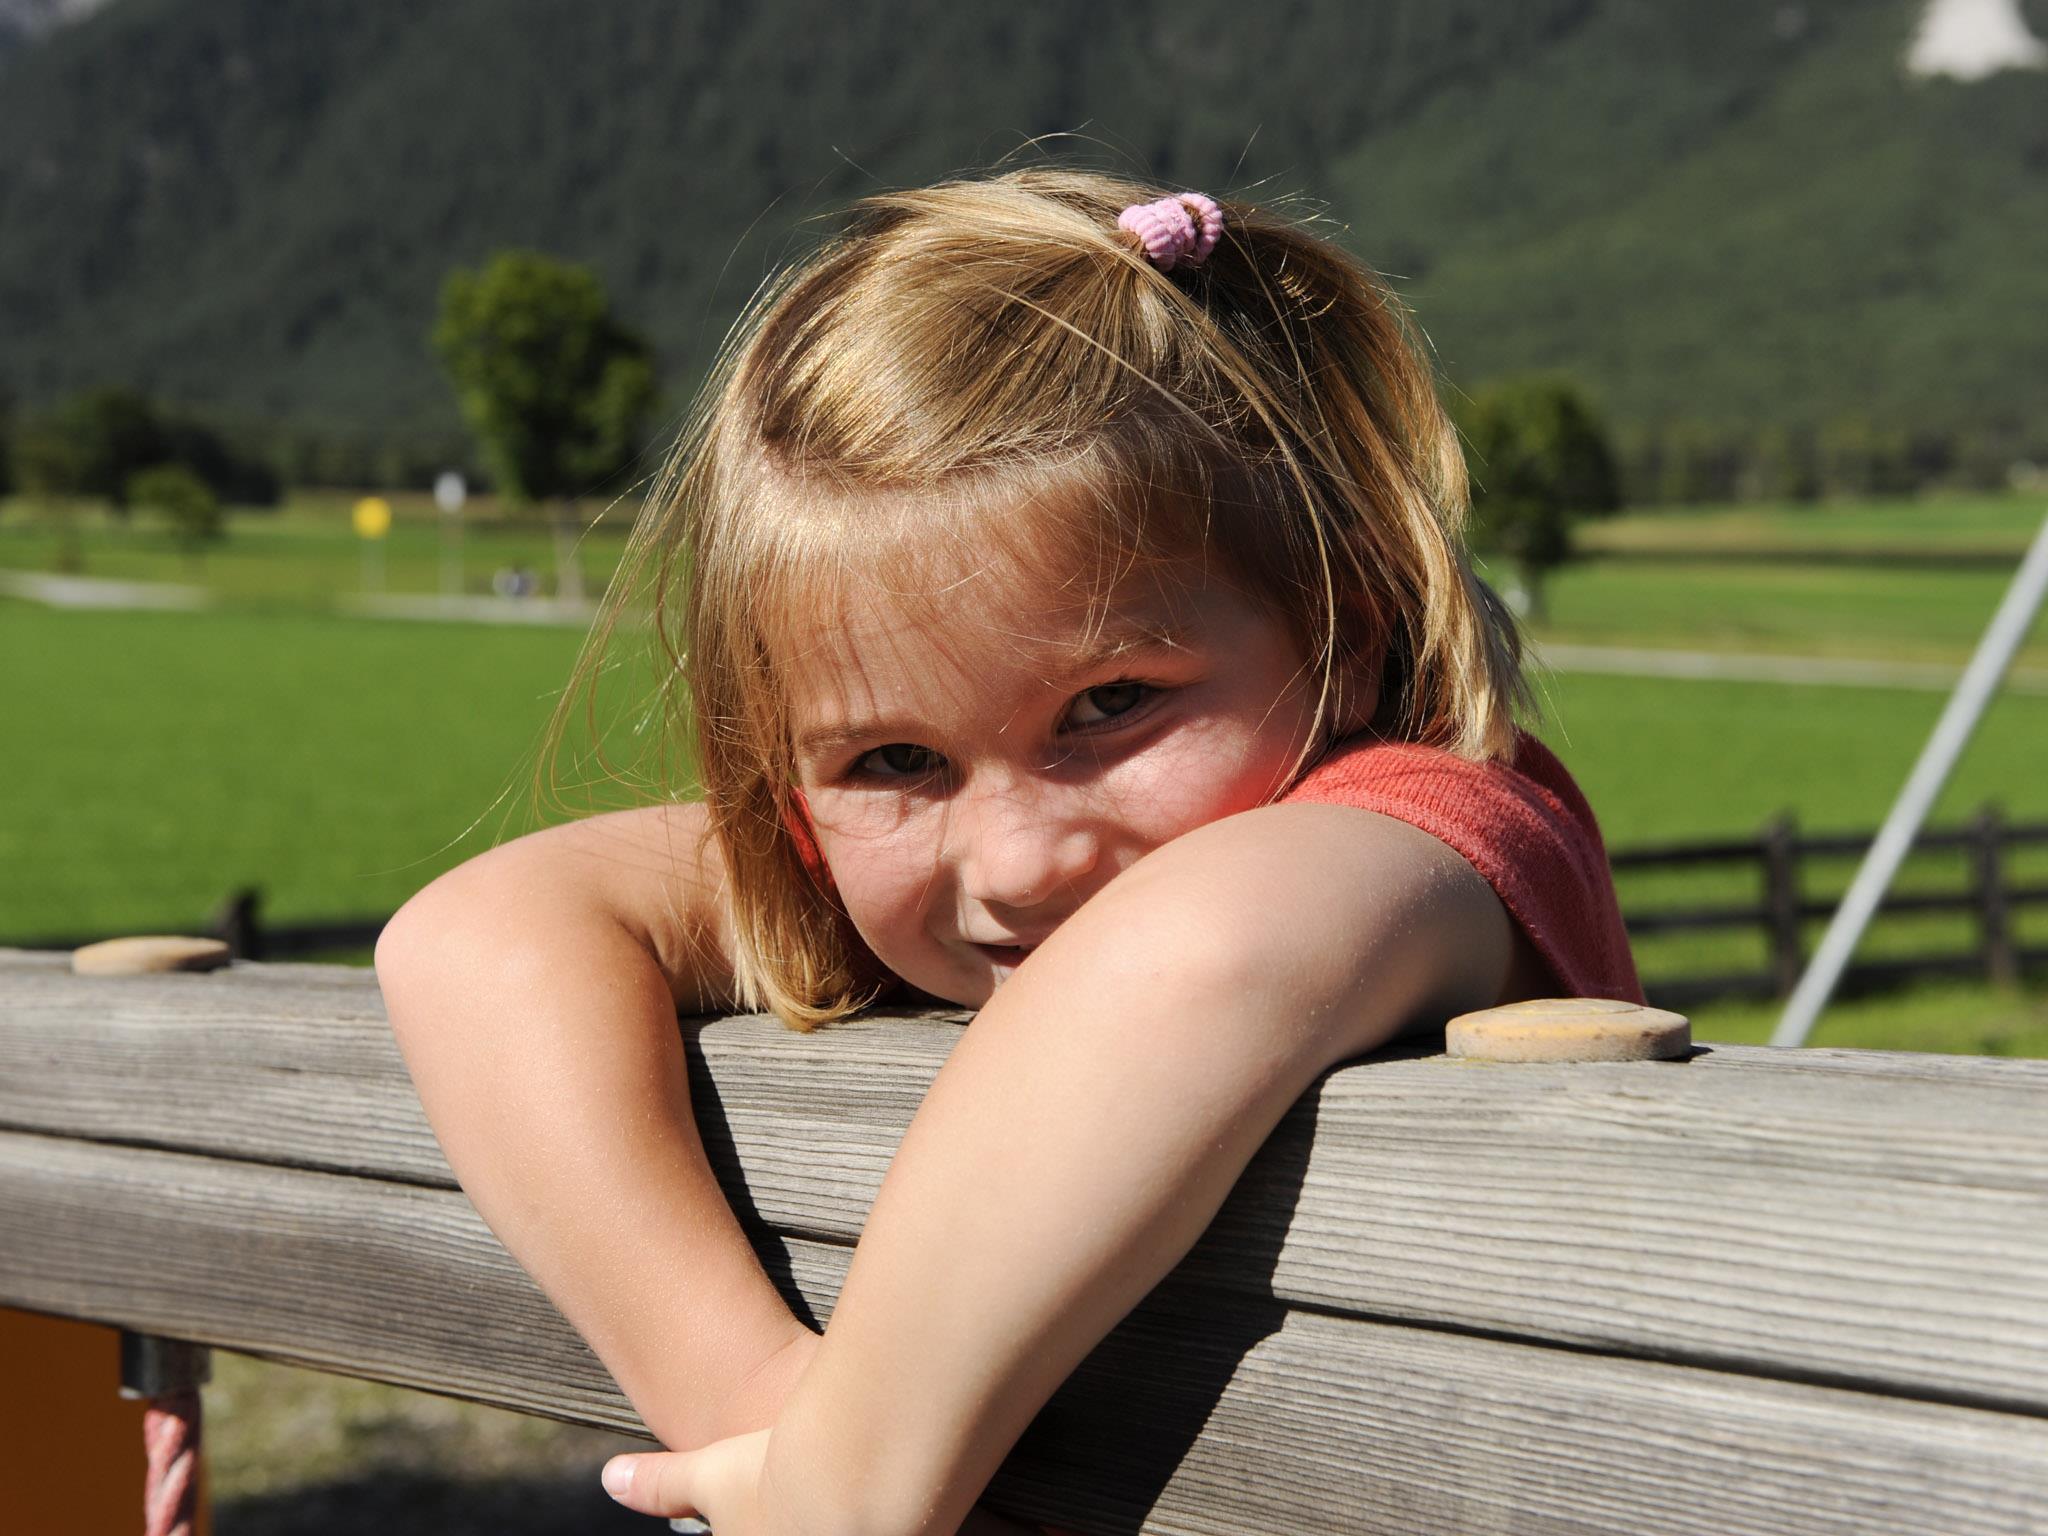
[1534, 641, 2048, 696]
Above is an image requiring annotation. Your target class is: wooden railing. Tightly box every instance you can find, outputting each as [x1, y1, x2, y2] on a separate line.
[1615, 805, 2048, 1004]
[3, 949, 2046, 1533]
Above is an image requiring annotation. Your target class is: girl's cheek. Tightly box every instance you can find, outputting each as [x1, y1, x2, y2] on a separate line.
[811, 806, 945, 906]
[802, 779, 934, 830]
[1102, 726, 1281, 834]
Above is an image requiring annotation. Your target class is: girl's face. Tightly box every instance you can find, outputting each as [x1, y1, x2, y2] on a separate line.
[786, 556, 1334, 1006]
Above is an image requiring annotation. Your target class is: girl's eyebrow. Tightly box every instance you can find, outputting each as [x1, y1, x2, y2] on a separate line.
[1052, 614, 1193, 670]
[794, 717, 920, 761]
[792, 616, 1197, 761]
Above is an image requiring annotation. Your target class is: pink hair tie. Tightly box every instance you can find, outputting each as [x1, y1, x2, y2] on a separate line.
[1117, 192, 1224, 272]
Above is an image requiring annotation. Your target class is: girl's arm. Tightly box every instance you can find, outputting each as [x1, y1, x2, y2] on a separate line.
[373, 803, 818, 1450]
[745, 803, 1527, 1533]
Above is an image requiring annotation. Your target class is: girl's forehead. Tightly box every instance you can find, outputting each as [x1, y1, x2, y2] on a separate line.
[776, 555, 1200, 713]
[754, 471, 1171, 646]
[740, 462, 1277, 733]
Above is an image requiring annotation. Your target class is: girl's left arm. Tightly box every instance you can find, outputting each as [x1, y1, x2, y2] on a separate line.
[609, 802, 1527, 1535]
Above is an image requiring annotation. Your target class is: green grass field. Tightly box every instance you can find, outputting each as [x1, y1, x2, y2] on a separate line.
[0, 493, 635, 607]
[2, 604, 597, 935]
[1541, 668, 2048, 992]
[1531, 556, 2048, 665]
[1578, 491, 2046, 557]
[6, 488, 2047, 1053]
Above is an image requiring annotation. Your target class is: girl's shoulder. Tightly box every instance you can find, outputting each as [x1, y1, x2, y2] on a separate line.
[1285, 730, 1601, 840]
[1284, 731, 1644, 1004]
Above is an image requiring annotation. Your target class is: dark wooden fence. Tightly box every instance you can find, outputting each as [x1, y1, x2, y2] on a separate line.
[8, 888, 385, 963]
[12, 807, 2048, 1005]
[1617, 804, 2048, 1006]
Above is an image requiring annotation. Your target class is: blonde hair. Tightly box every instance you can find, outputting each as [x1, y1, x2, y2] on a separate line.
[564, 166, 1527, 1029]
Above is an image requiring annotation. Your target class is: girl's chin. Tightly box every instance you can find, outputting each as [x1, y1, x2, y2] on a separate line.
[891, 944, 1038, 1007]
[958, 942, 1037, 997]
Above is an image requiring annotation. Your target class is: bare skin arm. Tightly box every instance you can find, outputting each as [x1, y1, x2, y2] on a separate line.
[373, 802, 819, 1450]
[608, 804, 1537, 1532]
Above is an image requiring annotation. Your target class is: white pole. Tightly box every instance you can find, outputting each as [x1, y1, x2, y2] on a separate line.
[1772, 509, 2048, 1047]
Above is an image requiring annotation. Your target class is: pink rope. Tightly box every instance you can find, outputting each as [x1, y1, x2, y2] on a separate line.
[141, 1389, 202, 1536]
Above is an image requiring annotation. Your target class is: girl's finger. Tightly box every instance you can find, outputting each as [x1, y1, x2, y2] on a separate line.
[601, 1451, 700, 1518]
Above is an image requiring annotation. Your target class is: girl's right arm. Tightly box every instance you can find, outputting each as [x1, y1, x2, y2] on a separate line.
[373, 802, 818, 1451]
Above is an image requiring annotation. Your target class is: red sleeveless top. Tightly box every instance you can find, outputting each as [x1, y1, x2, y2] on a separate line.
[1280, 731, 1643, 1004]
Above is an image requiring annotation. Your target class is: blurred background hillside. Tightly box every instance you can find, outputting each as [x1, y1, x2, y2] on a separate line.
[2, 0, 2046, 493]
[3, 1, 2047, 1530]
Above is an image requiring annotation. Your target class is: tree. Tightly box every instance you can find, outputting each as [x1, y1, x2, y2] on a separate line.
[1746, 424, 1819, 504]
[1655, 421, 1739, 505]
[8, 388, 278, 516]
[13, 412, 90, 573]
[159, 413, 282, 507]
[433, 252, 658, 602]
[127, 463, 223, 564]
[1461, 377, 1621, 623]
[54, 388, 170, 512]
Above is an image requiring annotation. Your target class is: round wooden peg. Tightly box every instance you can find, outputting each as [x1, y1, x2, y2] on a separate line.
[71, 936, 231, 976]
[1446, 997, 1690, 1063]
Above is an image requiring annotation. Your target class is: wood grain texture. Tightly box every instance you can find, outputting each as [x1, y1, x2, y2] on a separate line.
[5, 1131, 2043, 1536]
[4, 952, 2044, 1411]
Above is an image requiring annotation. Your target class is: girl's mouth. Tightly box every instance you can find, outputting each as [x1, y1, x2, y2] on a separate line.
[971, 942, 1036, 966]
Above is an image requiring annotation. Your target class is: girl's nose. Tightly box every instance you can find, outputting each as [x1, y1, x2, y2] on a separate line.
[950, 776, 1102, 911]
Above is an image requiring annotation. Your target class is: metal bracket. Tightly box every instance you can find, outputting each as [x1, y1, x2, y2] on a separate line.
[118, 1331, 213, 1399]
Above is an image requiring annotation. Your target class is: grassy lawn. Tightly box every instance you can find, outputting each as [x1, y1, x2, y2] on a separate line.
[6, 491, 2044, 659]
[1685, 976, 2048, 1054]
[8, 594, 2045, 1054]
[0, 494, 636, 608]
[1, 603, 615, 937]
[9, 488, 2047, 1011]
[1541, 668, 2048, 841]
[205, 1351, 648, 1536]
[13, 600, 2048, 928]
[1536, 668, 2048, 993]
[1528, 555, 2048, 666]
[1578, 490, 2046, 558]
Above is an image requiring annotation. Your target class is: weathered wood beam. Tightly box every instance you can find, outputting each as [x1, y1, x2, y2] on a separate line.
[4, 1130, 2043, 1536]
[3, 952, 2044, 1412]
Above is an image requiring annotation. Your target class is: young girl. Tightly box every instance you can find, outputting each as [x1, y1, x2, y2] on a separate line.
[376, 168, 1640, 1535]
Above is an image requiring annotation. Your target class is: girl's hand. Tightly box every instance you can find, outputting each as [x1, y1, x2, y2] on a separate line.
[602, 1430, 774, 1530]
[601, 1434, 1045, 1535]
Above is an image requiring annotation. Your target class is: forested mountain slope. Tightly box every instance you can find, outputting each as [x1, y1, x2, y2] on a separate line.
[0, 0, 2041, 464]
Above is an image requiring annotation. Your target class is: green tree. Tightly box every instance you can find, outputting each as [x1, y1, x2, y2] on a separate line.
[433, 252, 658, 602]
[1746, 425, 1819, 503]
[1656, 422, 1740, 505]
[13, 412, 89, 572]
[127, 463, 223, 564]
[1461, 376, 1620, 623]
[13, 416, 83, 500]
[1817, 416, 1914, 500]
[56, 388, 170, 511]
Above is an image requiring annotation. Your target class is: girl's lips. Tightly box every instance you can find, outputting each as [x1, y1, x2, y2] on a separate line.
[970, 941, 1038, 963]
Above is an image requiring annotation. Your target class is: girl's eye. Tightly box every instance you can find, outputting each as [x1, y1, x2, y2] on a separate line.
[1064, 682, 1151, 729]
[857, 742, 944, 778]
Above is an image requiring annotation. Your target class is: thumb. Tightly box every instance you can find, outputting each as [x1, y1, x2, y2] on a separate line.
[600, 1448, 703, 1519]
